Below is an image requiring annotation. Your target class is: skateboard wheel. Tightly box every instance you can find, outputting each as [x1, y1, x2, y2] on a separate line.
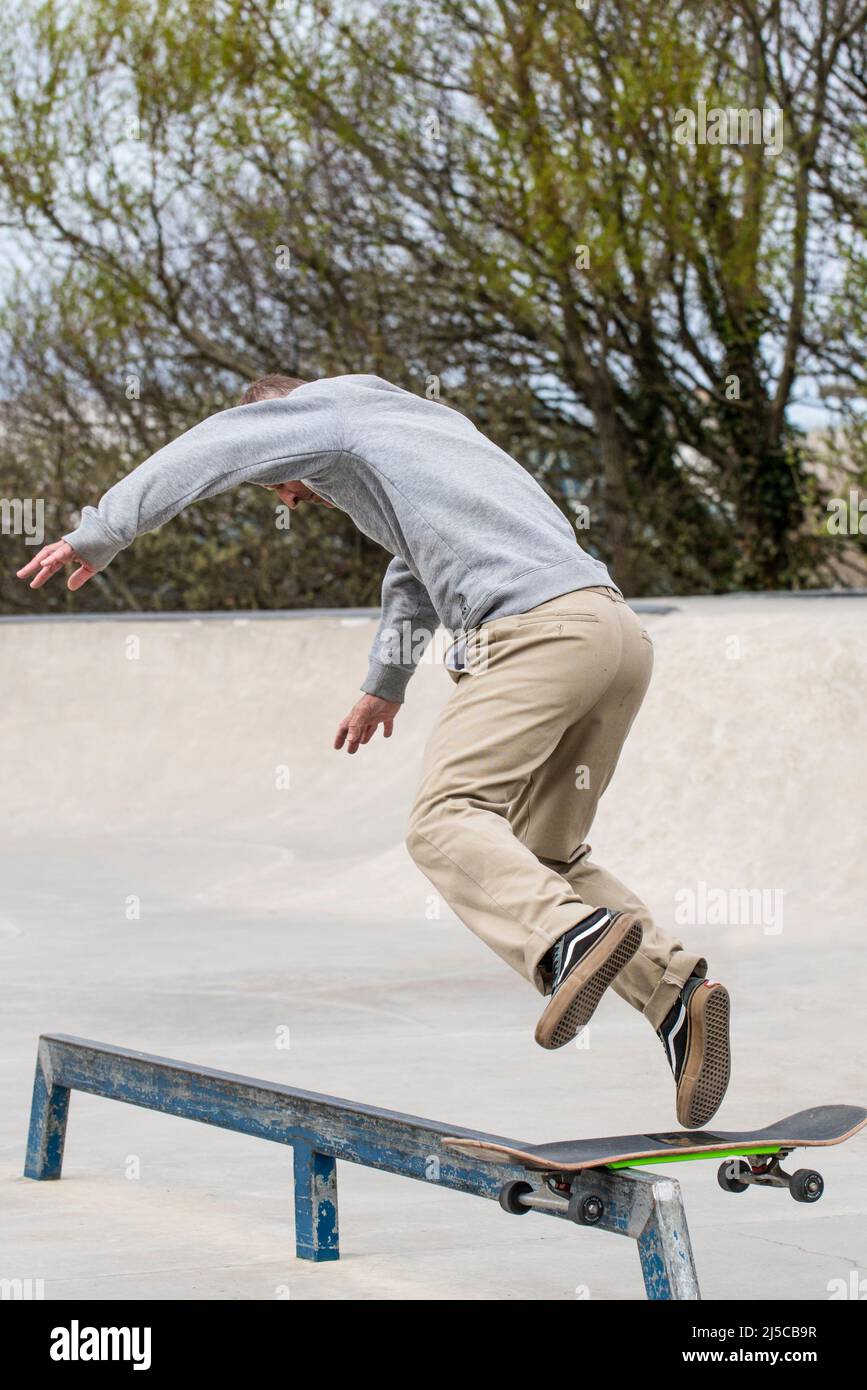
[568, 1192, 604, 1225]
[717, 1159, 752, 1193]
[498, 1180, 534, 1215]
[790, 1169, 824, 1203]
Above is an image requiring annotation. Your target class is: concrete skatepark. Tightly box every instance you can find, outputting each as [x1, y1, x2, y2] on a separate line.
[2, 592, 866, 1300]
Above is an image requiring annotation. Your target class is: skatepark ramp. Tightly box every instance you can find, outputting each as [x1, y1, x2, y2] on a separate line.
[3, 592, 866, 1300]
[3, 593, 865, 929]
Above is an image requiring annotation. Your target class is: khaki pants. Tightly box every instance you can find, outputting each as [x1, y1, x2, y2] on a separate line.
[406, 587, 705, 1030]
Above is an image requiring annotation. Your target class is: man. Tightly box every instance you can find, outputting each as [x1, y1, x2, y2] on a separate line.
[18, 372, 730, 1126]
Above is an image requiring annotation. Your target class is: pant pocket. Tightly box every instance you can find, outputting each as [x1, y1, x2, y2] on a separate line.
[514, 612, 600, 625]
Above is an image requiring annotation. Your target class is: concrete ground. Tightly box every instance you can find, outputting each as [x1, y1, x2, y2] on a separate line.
[1, 593, 866, 1300]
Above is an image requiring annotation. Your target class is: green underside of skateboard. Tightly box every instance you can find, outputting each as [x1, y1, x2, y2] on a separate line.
[609, 1144, 782, 1169]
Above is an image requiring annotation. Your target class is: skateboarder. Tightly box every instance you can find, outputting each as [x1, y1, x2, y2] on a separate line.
[18, 372, 730, 1126]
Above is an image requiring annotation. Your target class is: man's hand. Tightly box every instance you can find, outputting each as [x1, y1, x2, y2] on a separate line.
[17, 540, 97, 591]
[334, 694, 401, 754]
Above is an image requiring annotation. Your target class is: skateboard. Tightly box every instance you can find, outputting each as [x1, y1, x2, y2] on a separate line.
[444, 1104, 867, 1224]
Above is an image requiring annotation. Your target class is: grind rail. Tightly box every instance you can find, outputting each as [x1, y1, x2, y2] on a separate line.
[24, 1033, 700, 1300]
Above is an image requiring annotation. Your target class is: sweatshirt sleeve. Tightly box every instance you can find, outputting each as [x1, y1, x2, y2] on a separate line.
[63, 392, 342, 570]
[362, 558, 440, 703]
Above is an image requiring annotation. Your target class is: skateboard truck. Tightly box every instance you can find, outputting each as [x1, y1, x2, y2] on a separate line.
[499, 1174, 607, 1225]
[716, 1150, 825, 1202]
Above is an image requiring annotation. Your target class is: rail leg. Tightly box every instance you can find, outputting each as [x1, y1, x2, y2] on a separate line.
[24, 1046, 70, 1180]
[636, 1176, 700, 1300]
[292, 1142, 339, 1262]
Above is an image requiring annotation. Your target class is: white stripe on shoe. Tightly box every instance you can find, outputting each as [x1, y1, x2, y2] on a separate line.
[558, 911, 613, 978]
[664, 1003, 687, 1070]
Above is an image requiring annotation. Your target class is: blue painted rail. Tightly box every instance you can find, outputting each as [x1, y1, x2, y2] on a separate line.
[24, 1033, 700, 1299]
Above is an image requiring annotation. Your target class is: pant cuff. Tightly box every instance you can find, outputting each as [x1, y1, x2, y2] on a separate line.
[525, 904, 609, 994]
[643, 954, 707, 1030]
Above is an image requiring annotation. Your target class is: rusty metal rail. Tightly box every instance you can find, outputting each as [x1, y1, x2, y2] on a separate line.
[24, 1033, 700, 1299]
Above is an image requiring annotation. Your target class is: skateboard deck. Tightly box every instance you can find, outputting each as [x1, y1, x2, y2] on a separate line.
[443, 1104, 867, 1172]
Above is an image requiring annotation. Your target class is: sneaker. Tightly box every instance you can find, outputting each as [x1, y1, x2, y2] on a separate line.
[535, 909, 643, 1049]
[658, 975, 731, 1127]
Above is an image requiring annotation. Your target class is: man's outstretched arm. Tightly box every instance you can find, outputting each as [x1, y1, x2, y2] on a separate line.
[17, 392, 340, 587]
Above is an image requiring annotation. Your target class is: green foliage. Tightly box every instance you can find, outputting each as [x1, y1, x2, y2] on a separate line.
[1, 0, 865, 614]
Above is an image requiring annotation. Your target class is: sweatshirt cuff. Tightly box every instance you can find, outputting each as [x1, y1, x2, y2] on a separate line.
[63, 510, 124, 571]
[361, 657, 414, 703]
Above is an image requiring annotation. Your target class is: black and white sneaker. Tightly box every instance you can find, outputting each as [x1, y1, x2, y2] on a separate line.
[535, 909, 643, 1049]
[658, 975, 731, 1127]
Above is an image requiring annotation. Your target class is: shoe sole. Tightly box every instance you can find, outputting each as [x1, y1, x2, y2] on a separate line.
[676, 982, 731, 1127]
[535, 915, 643, 1049]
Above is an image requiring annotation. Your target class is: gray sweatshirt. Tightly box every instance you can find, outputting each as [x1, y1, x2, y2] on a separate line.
[64, 374, 616, 700]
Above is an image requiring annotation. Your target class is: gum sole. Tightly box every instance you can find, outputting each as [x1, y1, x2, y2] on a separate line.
[677, 985, 731, 1127]
[535, 917, 643, 1050]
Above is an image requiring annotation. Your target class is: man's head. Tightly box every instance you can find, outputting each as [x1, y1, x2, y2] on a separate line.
[238, 372, 335, 508]
[237, 373, 308, 405]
